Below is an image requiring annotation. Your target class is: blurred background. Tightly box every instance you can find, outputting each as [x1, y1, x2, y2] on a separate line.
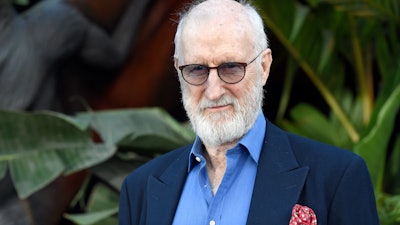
[0, 0, 399, 224]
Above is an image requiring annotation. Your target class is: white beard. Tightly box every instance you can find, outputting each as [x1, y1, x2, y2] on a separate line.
[182, 75, 264, 148]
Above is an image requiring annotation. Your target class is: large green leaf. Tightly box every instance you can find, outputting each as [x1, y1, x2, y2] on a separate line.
[64, 181, 119, 225]
[87, 183, 119, 211]
[0, 110, 116, 198]
[387, 134, 400, 193]
[354, 84, 400, 191]
[276, 57, 298, 121]
[90, 157, 145, 192]
[375, 24, 400, 85]
[280, 103, 351, 148]
[372, 23, 400, 127]
[77, 108, 195, 154]
[9, 150, 65, 198]
[64, 208, 118, 225]
[254, 0, 295, 38]
[289, 4, 310, 42]
[336, 90, 365, 134]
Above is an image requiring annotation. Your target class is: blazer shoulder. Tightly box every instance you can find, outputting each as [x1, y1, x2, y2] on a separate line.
[280, 126, 370, 185]
[267, 120, 364, 173]
[286, 130, 361, 164]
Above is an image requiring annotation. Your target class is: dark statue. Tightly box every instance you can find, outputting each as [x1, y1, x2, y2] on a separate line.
[0, 0, 148, 111]
[0, 0, 150, 224]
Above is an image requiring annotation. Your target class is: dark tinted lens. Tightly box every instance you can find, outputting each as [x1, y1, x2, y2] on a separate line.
[182, 64, 208, 85]
[218, 62, 245, 83]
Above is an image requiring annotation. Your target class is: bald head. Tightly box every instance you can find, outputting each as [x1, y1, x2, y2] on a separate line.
[174, 0, 268, 61]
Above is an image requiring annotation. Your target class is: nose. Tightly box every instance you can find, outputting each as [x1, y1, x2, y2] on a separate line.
[204, 68, 225, 100]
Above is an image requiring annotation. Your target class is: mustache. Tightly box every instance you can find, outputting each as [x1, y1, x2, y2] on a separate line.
[198, 95, 238, 111]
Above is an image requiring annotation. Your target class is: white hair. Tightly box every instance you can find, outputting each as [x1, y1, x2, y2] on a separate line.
[173, 0, 269, 61]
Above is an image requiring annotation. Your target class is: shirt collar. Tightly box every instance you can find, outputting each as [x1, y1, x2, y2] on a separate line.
[188, 111, 266, 171]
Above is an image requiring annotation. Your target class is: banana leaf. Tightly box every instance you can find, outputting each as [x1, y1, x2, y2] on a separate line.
[64, 182, 119, 225]
[64, 208, 118, 225]
[76, 107, 195, 155]
[354, 85, 400, 192]
[0, 110, 116, 198]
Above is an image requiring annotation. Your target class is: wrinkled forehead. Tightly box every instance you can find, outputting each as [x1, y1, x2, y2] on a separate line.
[182, 0, 249, 32]
[179, 0, 254, 50]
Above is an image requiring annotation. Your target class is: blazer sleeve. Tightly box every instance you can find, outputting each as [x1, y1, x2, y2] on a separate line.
[328, 156, 380, 224]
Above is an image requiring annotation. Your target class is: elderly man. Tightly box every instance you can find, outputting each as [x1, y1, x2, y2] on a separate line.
[118, 0, 379, 224]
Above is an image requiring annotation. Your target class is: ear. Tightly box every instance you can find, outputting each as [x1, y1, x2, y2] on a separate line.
[260, 48, 273, 86]
[174, 57, 186, 85]
[174, 57, 180, 72]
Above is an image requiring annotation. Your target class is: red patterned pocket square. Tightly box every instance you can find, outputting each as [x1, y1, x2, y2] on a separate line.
[289, 204, 317, 225]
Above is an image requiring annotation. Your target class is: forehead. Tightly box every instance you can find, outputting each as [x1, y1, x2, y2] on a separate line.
[179, 1, 254, 62]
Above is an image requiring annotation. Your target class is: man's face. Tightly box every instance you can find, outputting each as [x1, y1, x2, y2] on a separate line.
[175, 16, 272, 148]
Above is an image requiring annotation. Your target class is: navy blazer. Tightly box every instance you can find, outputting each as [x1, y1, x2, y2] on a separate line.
[119, 119, 379, 225]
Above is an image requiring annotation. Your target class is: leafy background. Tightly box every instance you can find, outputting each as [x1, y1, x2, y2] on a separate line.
[1, 0, 400, 224]
[254, 0, 400, 224]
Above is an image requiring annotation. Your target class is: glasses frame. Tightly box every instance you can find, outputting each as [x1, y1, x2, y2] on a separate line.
[178, 50, 264, 86]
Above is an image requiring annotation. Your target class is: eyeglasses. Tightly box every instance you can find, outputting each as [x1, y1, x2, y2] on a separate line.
[178, 50, 264, 86]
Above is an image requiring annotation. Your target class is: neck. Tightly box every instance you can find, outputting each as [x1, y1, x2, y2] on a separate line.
[203, 142, 236, 195]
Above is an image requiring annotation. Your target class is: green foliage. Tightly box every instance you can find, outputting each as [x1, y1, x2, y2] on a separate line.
[1, 0, 399, 224]
[377, 193, 400, 225]
[64, 183, 119, 225]
[0, 110, 116, 198]
[0, 108, 194, 200]
[0, 107, 195, 224]
[77, 108, 194, 155]
[253, 0, 400, 224]
[354, 85, 400, 192]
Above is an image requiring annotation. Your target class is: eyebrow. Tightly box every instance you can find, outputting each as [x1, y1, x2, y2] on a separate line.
[183, 52, 247, 65]
[200, 57, 246, 66]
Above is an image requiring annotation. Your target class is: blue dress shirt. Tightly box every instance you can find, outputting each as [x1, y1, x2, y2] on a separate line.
[172, 112, 266, 225]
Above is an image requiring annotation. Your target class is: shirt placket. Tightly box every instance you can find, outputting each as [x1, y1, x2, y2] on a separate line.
[198, 147, 247, 225]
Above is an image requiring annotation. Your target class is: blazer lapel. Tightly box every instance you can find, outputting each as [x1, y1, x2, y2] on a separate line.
[146, 148, 190, 225]
[247, 121, 309, 225]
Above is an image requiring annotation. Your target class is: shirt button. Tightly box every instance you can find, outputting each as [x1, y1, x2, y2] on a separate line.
[195, 156, 201, 162]
[209, 220, 216, 225]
